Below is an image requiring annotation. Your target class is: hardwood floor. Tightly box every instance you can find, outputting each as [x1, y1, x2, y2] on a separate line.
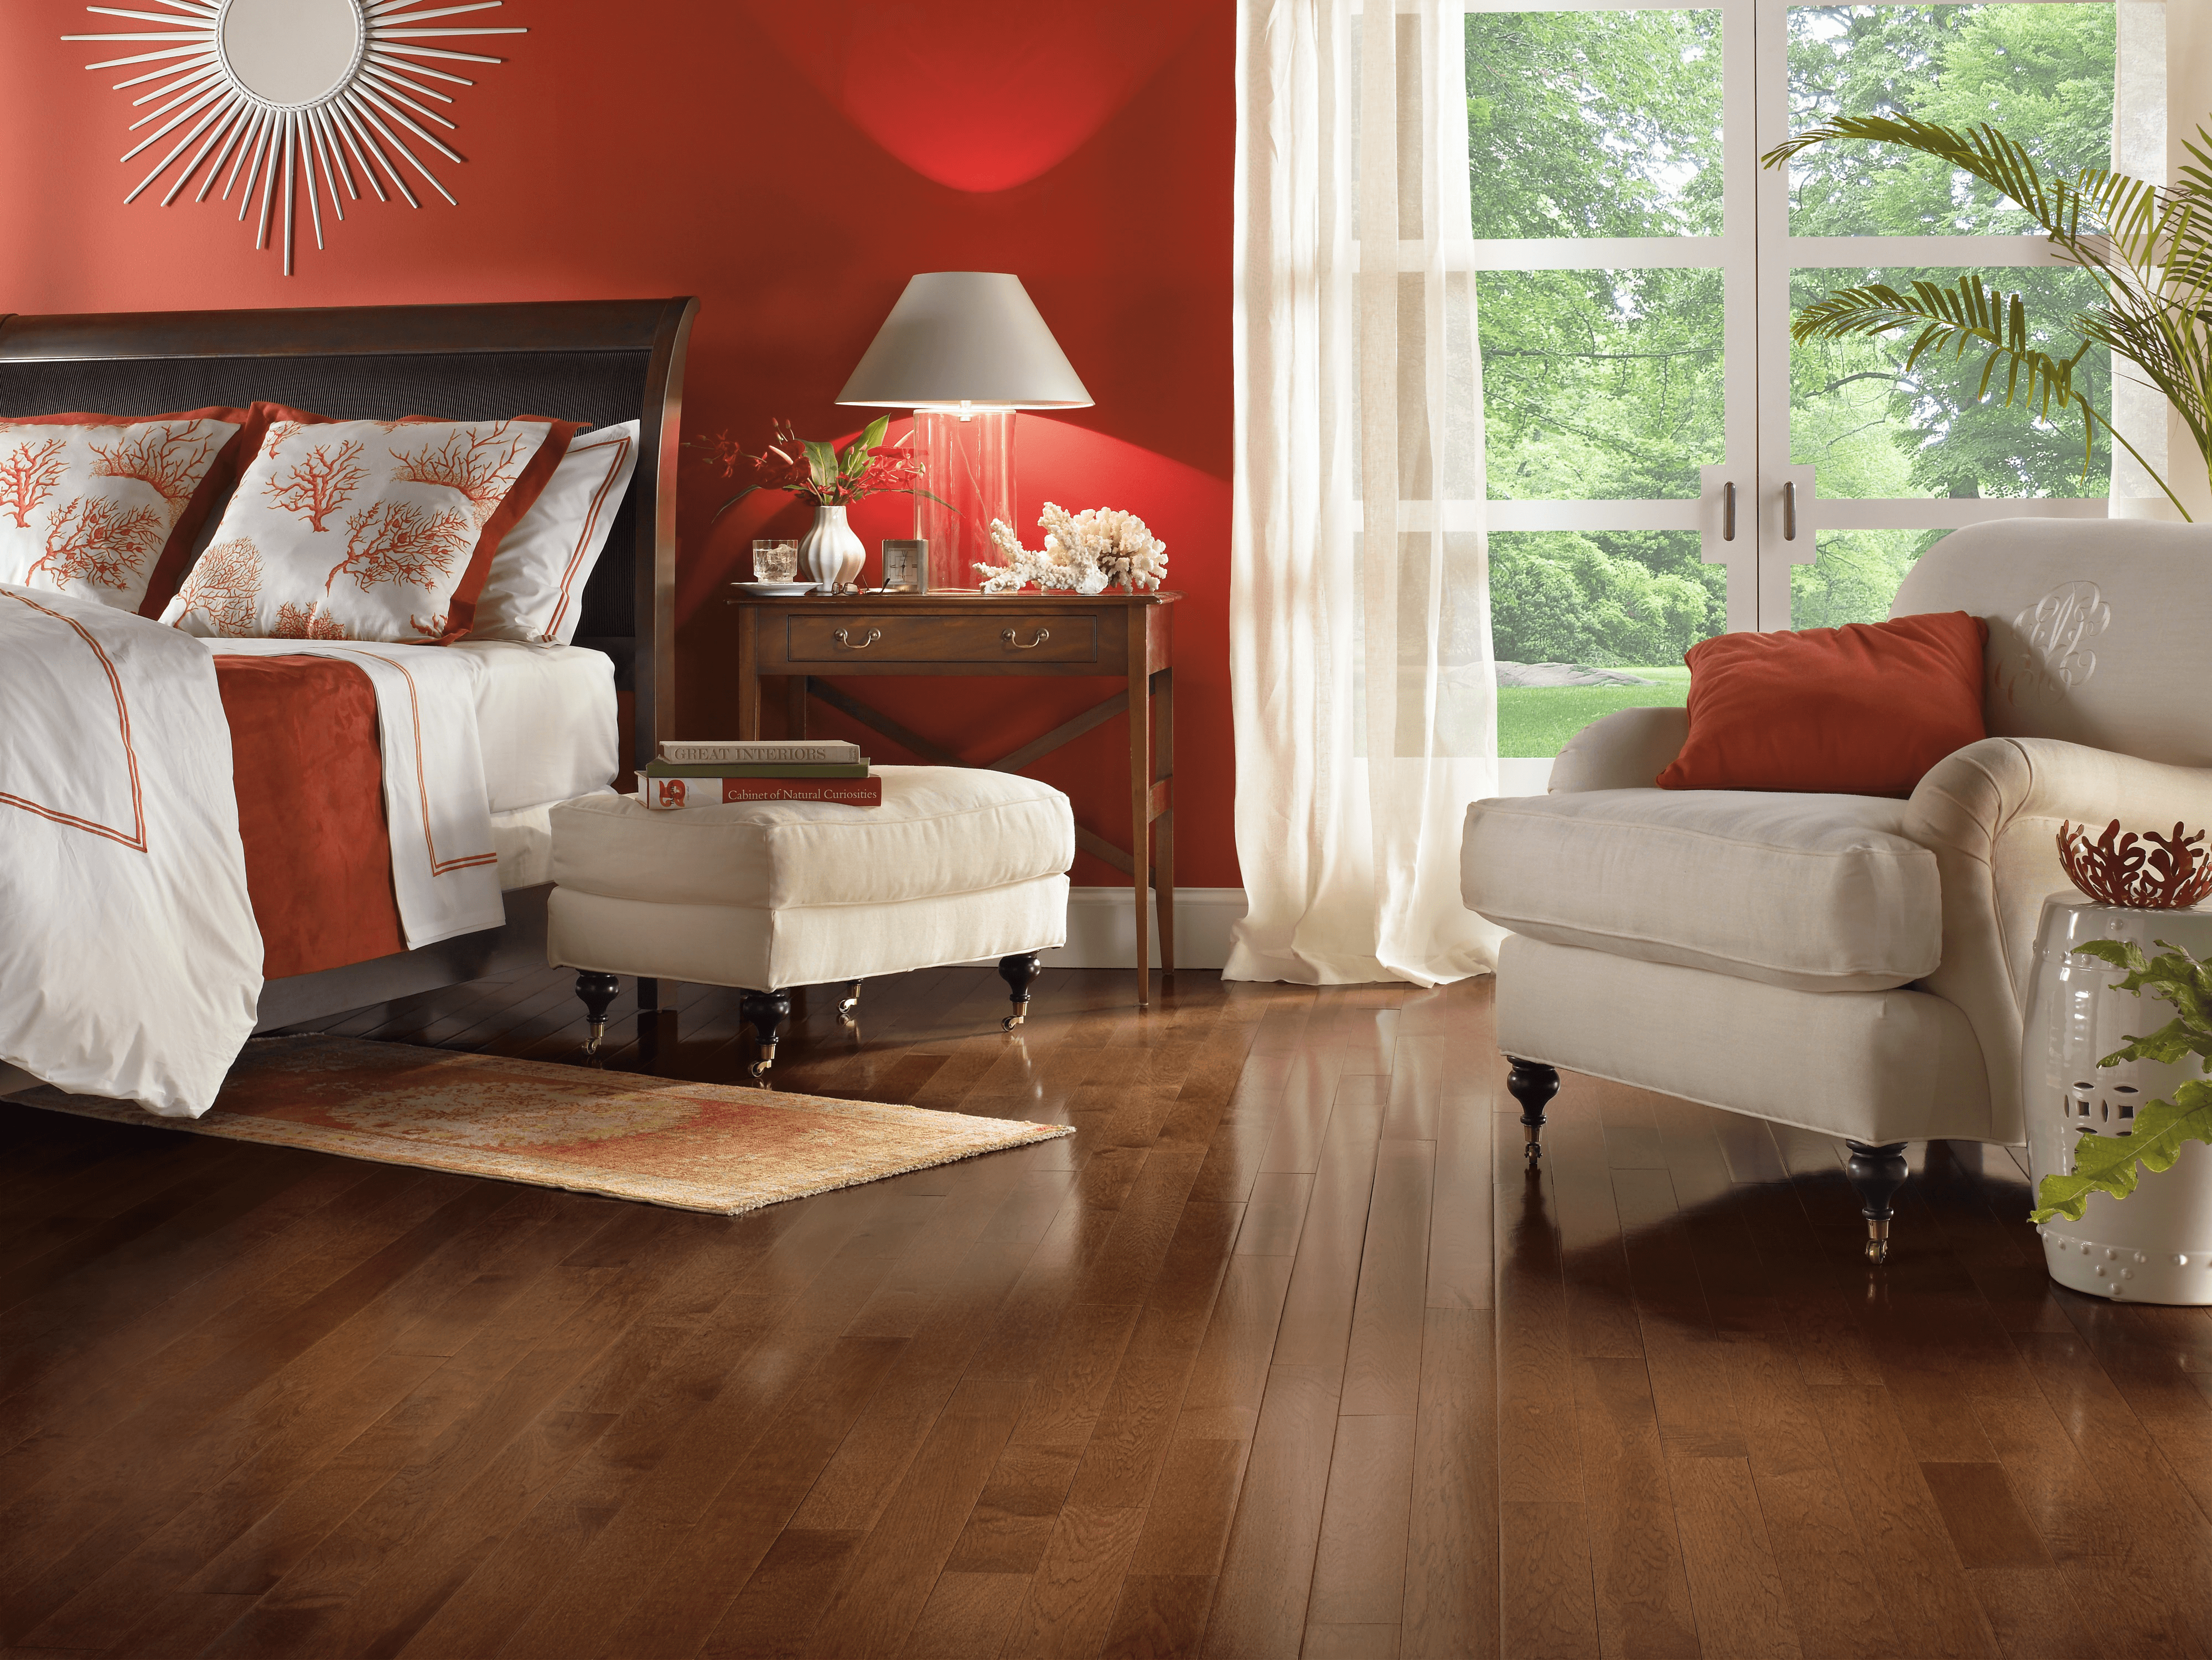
[3, 965, 2211, 1659]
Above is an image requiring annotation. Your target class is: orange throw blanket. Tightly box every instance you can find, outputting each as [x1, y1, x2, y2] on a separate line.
[213, 653, 407, 978]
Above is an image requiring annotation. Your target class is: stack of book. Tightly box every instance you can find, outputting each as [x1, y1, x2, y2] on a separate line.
[637, 740, 880, 808]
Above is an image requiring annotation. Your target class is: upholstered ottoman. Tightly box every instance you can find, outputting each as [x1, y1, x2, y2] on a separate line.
[545, 765, 1073, 1078]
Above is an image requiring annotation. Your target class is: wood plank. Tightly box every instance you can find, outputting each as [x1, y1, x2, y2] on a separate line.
[1401, 1308, 1496, 1660]
[1199, 1363, 1340, 1660]
[1306, 1413, 1416, 1627]
[1811, 1384, 1999, 1659]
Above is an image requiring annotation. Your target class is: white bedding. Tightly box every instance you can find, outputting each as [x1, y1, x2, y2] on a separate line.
[0, 585, 261, 1117]
[3, 611, 608, 1116]
[450, 640, 618, 818]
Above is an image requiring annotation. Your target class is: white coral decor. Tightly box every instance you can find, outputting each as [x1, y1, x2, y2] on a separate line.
[978, 503, 1168, 594]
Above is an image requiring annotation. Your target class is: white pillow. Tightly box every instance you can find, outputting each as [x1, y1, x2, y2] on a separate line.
[467, 421, 640, 644]
[162, 414, 560, 643]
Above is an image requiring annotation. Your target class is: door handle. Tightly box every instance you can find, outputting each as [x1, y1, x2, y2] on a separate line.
[1723, 480, 1736, 542]
[1783, 479, 1797, 541]
[832, 627, 880, 650]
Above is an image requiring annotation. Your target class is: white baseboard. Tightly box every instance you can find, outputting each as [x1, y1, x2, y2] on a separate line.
[1038, 885, 1247, 971]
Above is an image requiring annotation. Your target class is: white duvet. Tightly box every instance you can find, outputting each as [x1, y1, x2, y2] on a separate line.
[0, 585, 261, 1116]
[0, 589, 505, 1117]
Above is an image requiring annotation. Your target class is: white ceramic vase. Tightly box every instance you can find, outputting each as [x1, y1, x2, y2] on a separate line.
[800, 504, 864, 592]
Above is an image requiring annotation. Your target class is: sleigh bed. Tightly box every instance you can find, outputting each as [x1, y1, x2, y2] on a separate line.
[0, 298, 693, 1041]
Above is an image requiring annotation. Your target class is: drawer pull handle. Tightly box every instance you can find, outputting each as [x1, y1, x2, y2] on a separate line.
[1002, 627, 1050, 650]
[832, 627, 881, 650]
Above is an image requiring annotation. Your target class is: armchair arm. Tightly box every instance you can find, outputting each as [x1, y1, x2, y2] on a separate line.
[1904, 736, 2212, 1140]
[1549, 706, 1689, 793]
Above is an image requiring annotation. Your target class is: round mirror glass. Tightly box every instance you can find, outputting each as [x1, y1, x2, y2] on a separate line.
[219, 0, 362, 107]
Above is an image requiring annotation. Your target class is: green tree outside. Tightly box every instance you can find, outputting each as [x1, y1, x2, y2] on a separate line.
[1469, 3, 2117, 748]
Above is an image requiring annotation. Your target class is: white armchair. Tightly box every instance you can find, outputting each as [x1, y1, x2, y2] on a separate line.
[1462, 517, 2212, 1260]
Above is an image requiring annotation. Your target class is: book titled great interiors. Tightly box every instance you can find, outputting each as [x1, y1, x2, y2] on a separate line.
[657, 740, 862, 766]
[641, 759, 870, 779]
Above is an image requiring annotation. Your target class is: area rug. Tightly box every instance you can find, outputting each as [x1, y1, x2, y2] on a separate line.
[15, 1035, 1074, 1215]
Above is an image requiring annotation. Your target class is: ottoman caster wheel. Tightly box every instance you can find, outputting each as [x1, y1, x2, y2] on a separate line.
[1863, 1220, 1892, 1264]
[997, 953, 1041, 1037]
[739, 989, 790, 1089]
[837, 980, 862, 1026]
[574, 971, 621, 1061]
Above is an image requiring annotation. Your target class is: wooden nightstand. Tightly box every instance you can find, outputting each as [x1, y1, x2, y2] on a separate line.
[726, 589, 1180, 1004]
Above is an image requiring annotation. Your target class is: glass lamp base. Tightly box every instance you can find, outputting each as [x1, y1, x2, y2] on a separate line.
[913, 408, 1014, 591]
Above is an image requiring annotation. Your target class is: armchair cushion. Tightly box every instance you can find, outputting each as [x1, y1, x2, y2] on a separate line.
[1462, 787, 1941, 993]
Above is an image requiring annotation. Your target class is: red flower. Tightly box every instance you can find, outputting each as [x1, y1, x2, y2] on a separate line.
[689, 417, 948, 521]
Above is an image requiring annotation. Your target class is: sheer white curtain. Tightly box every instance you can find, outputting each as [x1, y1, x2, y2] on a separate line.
[2112, 1, 2172, 516]
[2114, 0, 2212, 520]
[1226, 0, 1503, 987]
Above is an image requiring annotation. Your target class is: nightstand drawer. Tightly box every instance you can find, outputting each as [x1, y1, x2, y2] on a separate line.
[784, 613, 1100, 665]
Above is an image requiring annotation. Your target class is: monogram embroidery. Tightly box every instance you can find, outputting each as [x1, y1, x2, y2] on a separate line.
[1997, 580, 2109, 705]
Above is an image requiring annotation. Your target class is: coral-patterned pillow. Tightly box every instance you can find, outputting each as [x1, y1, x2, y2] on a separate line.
[0, 408, 248, 615]
[162, 405, 578, 644]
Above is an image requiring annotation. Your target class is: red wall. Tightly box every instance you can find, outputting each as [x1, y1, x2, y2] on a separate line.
[0, 0, 1239, 890]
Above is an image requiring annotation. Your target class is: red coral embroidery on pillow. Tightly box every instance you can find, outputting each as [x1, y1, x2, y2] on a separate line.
[174, 536, 262, 635]
[390, 422, 529, 528]
[29, 497, 165, 592]
[88, 423, 216, 510]
[263, 437, 366, 531]
[325, 500, 471, 595]
[274, 599, 349, 639]
[0, 437, 68, 528]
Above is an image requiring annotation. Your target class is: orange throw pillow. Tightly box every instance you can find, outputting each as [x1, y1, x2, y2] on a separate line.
[1656, 611, 1990, 797]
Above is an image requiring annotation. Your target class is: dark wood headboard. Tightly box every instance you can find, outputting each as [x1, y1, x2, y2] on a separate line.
[0, 297, 697, 762]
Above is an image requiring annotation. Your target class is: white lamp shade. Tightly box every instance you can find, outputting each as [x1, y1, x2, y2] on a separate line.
[836, 272, 1094, 410]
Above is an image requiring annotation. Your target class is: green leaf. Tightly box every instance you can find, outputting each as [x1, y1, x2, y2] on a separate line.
[802, 440, 839, 489]
[834, 416, 892, 478]
[2075, 937, 2212, 1071]
[2030, 1078, 2212, 1221]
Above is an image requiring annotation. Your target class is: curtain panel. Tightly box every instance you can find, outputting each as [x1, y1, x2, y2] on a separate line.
[1226, 0, 1504, 987]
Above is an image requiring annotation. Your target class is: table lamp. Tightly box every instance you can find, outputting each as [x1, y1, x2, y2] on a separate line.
[837, 272, 1092, 592]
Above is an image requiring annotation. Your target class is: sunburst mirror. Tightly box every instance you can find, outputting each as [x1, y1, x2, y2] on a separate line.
[65, 0, 525, 275]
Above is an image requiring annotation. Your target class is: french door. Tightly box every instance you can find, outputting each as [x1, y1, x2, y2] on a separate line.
[1467, 0, 2120, 757]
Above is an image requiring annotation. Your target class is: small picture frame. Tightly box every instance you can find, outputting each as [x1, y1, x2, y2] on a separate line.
[880, 538, 928, 593]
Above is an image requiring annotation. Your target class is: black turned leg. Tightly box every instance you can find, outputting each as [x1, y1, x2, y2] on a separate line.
[1845, 1140, 1909, 1264]
[739, 989, 791, 1085]
[1505, 1059, 1560, 1165]
[837, 980, 863, 1025]
[576, 971, 621, 1057]
[998, 953, 1043, 1031]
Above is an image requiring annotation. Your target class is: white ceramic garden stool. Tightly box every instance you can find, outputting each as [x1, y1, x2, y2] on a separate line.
[2023, 895, 2212, 1305]
[545, 766, 1074, 1080]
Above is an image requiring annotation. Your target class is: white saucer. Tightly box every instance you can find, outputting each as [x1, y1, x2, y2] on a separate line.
[733, 581, 818, 596]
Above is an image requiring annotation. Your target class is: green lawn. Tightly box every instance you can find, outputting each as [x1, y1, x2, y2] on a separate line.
[1497, 666, 1690, 759]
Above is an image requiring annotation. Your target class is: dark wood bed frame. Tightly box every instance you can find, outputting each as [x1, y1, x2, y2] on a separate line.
[0, 297, 697, 1029]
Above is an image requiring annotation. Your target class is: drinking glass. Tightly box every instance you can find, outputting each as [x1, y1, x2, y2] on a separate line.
[752, 539, 799, 583]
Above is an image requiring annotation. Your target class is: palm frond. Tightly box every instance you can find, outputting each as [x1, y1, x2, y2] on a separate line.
[1766, 114, 2212, 517]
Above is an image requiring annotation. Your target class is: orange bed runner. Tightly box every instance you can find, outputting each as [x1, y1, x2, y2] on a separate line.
[213, 654, 407, 979]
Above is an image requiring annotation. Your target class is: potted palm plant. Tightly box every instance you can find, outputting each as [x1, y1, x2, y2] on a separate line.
[1766, 116, 2212, 518]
